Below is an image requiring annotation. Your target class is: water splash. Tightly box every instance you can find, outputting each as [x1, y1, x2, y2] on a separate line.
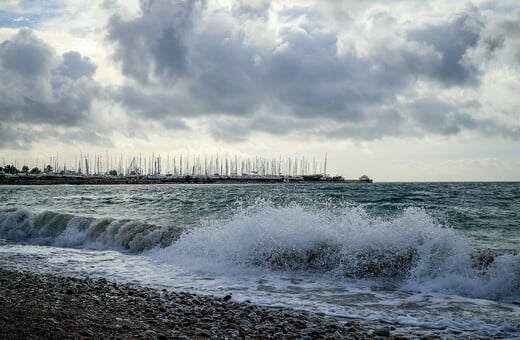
[157, 202, 519, 300]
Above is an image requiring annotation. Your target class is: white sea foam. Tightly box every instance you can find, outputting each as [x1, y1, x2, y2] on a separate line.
[154, 201, 519, 300]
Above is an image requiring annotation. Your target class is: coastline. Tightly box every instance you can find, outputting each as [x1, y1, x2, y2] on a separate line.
[0, 175, 373, 185]
[0, 267, 400, 339]
[1, 182, 516, 339]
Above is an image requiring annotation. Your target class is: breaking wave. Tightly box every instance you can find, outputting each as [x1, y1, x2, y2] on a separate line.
[157, 202, 519, 300]
[0, 208, 181, 252]
[1, 203, 518, 299]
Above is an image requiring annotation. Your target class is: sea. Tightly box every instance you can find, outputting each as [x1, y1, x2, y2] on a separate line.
[0, 183, 518, 337]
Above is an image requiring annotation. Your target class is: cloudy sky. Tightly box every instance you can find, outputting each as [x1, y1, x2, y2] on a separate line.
[0, 0, 519, 181]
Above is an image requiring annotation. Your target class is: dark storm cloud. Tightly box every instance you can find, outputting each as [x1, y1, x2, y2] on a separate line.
[108, 5, 392, 121]
[115, 84, 190, 129]
[0, 28, 53, 76]
[406, 97, 519, 139]
[0, 29, 104, 148]
[407, 99, 477, 135]
[259, 27, 356, 118]
[104, 1, 517, 142]
[107, 0, 200, 83]
[408, 14, 483, 86]
[20, 79, 98, 126]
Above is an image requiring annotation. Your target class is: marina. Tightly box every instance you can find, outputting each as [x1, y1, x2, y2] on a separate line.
[0, 153, 373, 184]
[0, 172, 373, 185]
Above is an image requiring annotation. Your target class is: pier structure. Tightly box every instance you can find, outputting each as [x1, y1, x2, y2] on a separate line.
[0, 153, 373, 184]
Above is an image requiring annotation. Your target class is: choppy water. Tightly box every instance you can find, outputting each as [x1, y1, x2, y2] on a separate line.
[0, 183, 519, 337]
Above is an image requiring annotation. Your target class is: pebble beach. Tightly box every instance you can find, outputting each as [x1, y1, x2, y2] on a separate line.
[0, 267, 405, 339]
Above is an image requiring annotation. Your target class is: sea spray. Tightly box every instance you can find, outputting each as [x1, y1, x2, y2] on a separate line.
[404, 251, 520, 300]
[158, 202, 448, 276]
[155, 201, 519, 300]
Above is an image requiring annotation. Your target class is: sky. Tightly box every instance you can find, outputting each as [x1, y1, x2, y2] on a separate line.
[0, 0, 519, 181]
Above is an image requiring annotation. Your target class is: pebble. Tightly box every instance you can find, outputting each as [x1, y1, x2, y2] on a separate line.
[0, 266, 449, 339]
[139, 330, 156, 337]
[375, 327, 391, 337]
[240, 319, 251, 327]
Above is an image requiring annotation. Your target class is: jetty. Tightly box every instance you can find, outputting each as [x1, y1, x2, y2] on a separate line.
[0, 152, 372, 185]
[0, 173, 372, 185]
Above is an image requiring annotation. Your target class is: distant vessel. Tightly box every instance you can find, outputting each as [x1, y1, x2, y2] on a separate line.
[358, 175, 373, 183]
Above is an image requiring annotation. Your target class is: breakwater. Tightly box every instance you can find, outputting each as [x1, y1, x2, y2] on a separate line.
[0, 174, 373, 185]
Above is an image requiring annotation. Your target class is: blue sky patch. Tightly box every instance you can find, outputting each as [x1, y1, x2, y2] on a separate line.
[0, 11, 40, 28]
[0, 1, 65, 29]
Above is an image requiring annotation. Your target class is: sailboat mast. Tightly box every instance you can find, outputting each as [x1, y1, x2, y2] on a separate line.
[324, 152, 327, 176]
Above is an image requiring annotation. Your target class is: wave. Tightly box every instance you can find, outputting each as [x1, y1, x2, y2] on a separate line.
[155, 202, 519, 300]
[0, 208, 181, 252]
[1, 203, 518, 299]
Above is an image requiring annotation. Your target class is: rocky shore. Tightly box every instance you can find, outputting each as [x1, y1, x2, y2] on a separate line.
[0, 267, 406, 339]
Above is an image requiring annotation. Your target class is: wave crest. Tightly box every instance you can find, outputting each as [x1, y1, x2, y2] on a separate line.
[159, 202, 518, 299]
[0, 208, 181, 252]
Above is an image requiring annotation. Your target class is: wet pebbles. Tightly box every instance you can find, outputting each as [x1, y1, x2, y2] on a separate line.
[0, 267, 404, 339]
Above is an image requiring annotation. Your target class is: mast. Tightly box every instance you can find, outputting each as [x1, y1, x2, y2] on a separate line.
[324, 152, 327, 176]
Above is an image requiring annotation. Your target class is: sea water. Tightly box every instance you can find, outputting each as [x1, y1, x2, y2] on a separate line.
[0, 183, 518, 337]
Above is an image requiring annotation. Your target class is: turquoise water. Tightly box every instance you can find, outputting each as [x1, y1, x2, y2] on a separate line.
[1, 182, 518, 249]
[0, 183, 518, 337]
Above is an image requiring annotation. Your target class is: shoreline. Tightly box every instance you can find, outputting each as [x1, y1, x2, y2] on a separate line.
[0, 266, 411, 339]
[0, 175, 372, 185]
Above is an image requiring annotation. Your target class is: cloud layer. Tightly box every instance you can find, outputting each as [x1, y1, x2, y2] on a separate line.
[0, 29, 102, 148]
[0, 0, 519, 149]
[105, 0, 519, 142]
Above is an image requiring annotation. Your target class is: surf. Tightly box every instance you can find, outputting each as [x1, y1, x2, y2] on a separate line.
[0, 208, 181, 252]
[1, 203, 518, 300]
